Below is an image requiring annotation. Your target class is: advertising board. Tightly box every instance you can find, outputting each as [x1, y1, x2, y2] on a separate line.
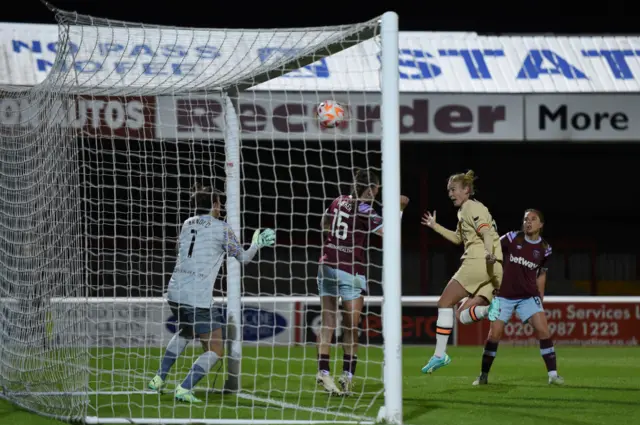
[50, 300, 295, 347]
[302, 303, 443, 345]
[457, 301, 640, 346]
[156, 93, 523, 141]
[0, 95, 156, 139]
[5, 23, 640, 92]
[525, 95, 640, 141]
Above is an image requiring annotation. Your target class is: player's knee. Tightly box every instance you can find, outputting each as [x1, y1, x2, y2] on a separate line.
[437, 298, 456, 309]
[205, 337, 224, 356]
[211, 345, 224, 358]
[476, 296, 490, 306]
[343, 315, 360, 332]
[536, 328, 551, 340]
[321, 312, 337, 330]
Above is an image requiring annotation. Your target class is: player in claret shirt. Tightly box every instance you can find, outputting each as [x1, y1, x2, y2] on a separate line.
[421, 170, 502, 374]
[473, 209, 564, 386]
[316, 169, 409, 395]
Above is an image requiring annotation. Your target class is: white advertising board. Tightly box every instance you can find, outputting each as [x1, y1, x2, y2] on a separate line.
[4, 23, 640, 92]
[50, 300, 296, 348]
[525, 95, 640, 141]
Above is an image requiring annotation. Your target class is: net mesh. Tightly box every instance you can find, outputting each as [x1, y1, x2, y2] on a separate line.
[0, 6, 387, 424]
[0, 90, 87, 420]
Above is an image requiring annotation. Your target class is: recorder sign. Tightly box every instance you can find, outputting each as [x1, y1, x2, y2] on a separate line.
[156, 93, 523, 141]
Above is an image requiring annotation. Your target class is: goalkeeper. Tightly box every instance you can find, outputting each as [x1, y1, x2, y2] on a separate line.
[148, 183, 275, 403]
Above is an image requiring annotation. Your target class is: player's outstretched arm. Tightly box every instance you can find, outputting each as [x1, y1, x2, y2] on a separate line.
[421, 211, 462, 245]
[225, 226, 275, 264]
[320, 209, 331, 232]
[373, 195, 410, 237]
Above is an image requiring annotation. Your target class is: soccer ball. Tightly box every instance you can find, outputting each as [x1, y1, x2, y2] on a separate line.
[317, 101, 345, 128]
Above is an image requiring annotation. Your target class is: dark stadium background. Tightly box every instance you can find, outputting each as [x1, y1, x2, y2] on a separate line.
[12, 0, 640, 299]
[79, 136, 640, 299]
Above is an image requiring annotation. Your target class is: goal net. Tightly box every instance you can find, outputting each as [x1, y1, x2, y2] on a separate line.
[0, 6, 402, 425]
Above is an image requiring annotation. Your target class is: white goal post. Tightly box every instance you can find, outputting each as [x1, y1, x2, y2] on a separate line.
[0, 5, 403, 425]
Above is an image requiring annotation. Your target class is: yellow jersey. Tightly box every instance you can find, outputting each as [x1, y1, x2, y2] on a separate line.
[456, 199, 502, 261]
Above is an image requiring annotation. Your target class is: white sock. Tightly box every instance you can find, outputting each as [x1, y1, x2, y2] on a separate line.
[548, 370, 558, 378]
[157, 334, 190, 380]
[434, 308, 454, 358]
[459, 305, 489, 325]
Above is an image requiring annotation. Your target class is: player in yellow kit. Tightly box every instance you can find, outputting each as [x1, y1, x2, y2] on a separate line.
[420, 170, 502, 374]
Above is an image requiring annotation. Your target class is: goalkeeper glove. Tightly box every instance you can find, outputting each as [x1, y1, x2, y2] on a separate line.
[252, 228, 276, 248]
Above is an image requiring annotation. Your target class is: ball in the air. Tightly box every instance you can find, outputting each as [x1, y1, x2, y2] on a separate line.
[317, 101, 345, 128]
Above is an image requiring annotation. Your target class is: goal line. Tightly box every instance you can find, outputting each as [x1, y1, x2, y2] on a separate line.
[4, 392, 376, 425]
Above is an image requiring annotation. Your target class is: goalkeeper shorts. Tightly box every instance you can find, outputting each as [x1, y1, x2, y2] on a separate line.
[317, 265, 366, 301]
[168, 301, 224, 338]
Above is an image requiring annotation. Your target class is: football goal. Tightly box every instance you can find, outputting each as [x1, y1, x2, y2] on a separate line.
[0, 5, 402, 424]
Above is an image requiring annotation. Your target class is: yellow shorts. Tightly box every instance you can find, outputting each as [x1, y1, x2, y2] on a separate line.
[452, 258, 503, 301]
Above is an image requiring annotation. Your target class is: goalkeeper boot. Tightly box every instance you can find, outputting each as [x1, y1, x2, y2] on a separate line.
[421, 353, 451, 374]
[488, 297, 501, 322]
[316, 372, 344, 396]
[472, 373, 488, 386]
[337, 372, 354, 396]
[148, 375, 166, 393]
[549, 375, 565, 385]
[175, 385, 202, 404]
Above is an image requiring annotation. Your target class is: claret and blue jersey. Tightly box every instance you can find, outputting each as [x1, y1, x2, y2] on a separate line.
[318, 195, 383, 300]
[320, 195, 383, 277]
[499, 230, 552, 300]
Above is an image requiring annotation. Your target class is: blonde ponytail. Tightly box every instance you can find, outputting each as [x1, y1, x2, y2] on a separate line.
[448, 170, 477, 195]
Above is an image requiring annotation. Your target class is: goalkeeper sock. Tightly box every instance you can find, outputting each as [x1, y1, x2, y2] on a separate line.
[181, 351, 219, 391]
[434, 308, 454, 358]
[482, 340, 499, 374]
[342, 354, 357, 377]
[157, 334, 190, 380]
[459, 305, 489, 325]
[540, 338, 558, 376]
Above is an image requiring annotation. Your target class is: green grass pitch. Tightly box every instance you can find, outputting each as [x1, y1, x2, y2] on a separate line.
[0, 345, 638, 425]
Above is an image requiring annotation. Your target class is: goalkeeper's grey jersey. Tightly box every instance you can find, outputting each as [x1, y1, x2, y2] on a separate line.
[167, 214, 257, 308]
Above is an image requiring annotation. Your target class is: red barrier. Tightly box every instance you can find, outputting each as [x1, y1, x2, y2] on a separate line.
[457, 302, 640, 346]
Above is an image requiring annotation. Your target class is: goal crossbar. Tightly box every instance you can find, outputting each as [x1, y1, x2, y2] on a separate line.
[42, 5, 383, 95]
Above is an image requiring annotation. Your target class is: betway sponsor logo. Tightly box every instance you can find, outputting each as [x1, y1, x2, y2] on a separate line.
[0, 96, 156, 139]
[156, 93, 523, 141]
[509, 254, 537, 270]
